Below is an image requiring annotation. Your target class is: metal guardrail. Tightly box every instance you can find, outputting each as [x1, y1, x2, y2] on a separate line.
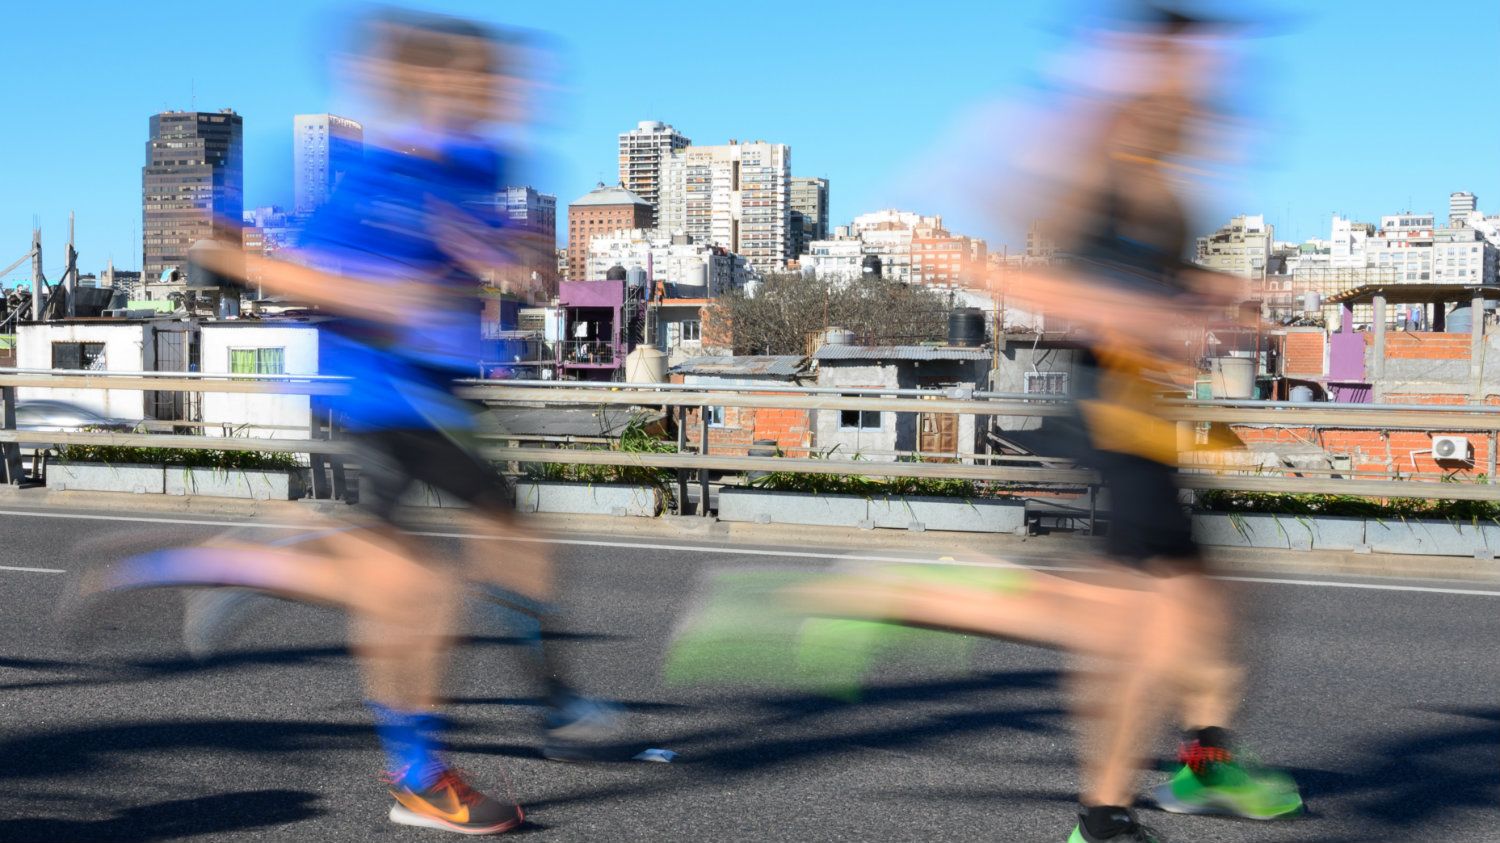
[4, 367, 1500, 504]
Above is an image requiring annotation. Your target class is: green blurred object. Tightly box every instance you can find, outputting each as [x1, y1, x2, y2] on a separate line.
[664, 564, 1024, 701]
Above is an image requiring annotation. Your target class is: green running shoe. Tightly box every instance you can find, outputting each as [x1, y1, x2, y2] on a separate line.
[665, 564, 1023, 700]
[1151, 759, 1304, 820]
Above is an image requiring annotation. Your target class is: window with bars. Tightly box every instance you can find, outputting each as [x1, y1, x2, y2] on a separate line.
[52, 342, 106, 371]
[1024, 371, 1069, 397]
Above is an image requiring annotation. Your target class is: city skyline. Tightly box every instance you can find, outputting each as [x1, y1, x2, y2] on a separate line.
[4, 0, 1499, 279]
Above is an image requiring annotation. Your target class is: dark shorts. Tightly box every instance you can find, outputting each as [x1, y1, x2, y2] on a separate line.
[1093, 449, 1203, 575]
[355, 425, 512, 528]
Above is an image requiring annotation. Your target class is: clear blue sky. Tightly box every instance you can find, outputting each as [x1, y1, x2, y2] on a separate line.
[3, 0, 1497, 280]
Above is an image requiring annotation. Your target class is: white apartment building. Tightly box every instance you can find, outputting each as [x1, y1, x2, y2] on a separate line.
[1369, 214, 1435, 283]
[801, 237, 866, 281]
[1329, 215, 1374, 268]
[1195, 214, 1273, 279]
[658, 140, 792, 274]
[293, 114, 362, 217]
[1431, 226, 1497, 286]
[618, 121, 690, 227]
[1450, 192, 1478, 226]
[585, 229, 753, 297]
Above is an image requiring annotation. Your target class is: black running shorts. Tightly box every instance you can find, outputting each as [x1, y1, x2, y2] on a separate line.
[355, 425, 512, 527]
[1093, 449, 1203, 575]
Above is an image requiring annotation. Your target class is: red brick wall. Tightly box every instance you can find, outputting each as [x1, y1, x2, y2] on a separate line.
[1231, 424, 1490, 479]
[1384, 332, 1472, 360]
[683, 403, 811, 455]
[1282, 331, 1325, 377]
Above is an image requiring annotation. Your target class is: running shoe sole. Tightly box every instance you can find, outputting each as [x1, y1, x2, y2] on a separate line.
[1151, 780, 1303, 820]
[389, 803, 524, 835]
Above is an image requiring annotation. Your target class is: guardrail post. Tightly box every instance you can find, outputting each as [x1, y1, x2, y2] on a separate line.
[308, 402, 331, 500]
[1489, 431, 1497, 485]
[328, 408, 348, 501]
[699, 408, 711, 517]
[676, 405, 689, 515]
[0, 385, 21, 484]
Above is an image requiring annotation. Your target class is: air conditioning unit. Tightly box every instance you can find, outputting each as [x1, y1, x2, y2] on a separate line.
[1433, 435, 1472, 462]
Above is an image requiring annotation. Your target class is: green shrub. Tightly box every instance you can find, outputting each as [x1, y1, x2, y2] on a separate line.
[520, 415, 677, 506]
[749, 450, 987, 499]
[55, 429, 301, 471]
[1197, 489, 1500, 521]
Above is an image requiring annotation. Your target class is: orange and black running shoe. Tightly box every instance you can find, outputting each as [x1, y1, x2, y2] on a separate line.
[388, 768, 524, 835]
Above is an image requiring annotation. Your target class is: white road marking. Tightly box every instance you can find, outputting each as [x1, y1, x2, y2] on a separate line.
[0, 564, 66, 574]
[0, 508, 1497, 597]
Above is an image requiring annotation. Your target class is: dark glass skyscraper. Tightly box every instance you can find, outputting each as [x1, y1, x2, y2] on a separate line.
[142, 110, 243, 296]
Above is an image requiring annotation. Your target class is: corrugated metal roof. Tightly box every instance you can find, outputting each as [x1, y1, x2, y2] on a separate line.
[813, 345, 991, 362]
[669, 355, 807, 377]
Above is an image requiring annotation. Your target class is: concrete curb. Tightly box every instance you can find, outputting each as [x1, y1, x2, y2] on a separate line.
[2, 485, 1497, 583]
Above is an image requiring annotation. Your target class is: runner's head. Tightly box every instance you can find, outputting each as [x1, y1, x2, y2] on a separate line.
[348, 8, 518, 133]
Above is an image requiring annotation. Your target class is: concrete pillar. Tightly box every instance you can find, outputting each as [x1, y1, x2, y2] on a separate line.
[1371, 292, 1387, 386]
[1471, 291, 1486, 403]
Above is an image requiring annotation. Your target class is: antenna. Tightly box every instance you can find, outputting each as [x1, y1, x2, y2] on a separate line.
[191, 78, 196, 112]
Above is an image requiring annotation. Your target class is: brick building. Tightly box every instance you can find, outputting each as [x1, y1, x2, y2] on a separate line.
[668, 356, 812, 455]
[566, 183, 653, 283]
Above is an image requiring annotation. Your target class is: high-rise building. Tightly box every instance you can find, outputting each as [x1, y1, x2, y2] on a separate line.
[618, 121, 690, 226]
[790, 177, 829, 258]
[659, 140, 792, 273]
[1195, 214, 1274, 279]
[293, 114, 363, 217]
[142, 110, 244, 296]
[566, 183, 654, 282]
[500, 186, 557, 238]
[1450, 191, 1478, 227]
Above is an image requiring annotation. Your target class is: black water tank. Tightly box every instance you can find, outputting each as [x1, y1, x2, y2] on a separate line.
[948, 308, 986, 347]
[605, 264, 628, 282]
[861, 254, 882, 277]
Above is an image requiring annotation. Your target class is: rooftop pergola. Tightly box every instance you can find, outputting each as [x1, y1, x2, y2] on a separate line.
[1328, 283, 1499, 398]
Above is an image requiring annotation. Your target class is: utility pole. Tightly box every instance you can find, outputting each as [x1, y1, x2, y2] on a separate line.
[64, 212, 78, 318]
[30, 227, 44, 322]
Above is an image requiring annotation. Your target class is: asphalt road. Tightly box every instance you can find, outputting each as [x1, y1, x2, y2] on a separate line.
[1, 505, 1498, 842]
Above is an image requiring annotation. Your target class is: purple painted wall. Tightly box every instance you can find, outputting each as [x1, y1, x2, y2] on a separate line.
[559, 280, 624, 308]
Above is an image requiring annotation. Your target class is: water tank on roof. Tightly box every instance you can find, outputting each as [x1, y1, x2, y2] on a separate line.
[823, 327, 854, 346]
[948, 308, 986, 347]
[1448, 304, 1474, 334]
[1302, 291, 1321, 314]
[605, 264, 628, 282]
[1208, 356, 1255, 399]
[625, 347, 667, 383]
[682, 263, 708, 290]
[626, 265, 648, 292]
[861, 254, 882, 277]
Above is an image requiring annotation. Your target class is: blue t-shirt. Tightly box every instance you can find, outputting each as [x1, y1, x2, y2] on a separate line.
[297, 134, 508, 431]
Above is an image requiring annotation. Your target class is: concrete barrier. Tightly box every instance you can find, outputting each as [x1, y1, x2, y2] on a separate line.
[720, 488, 1025, 533]
[515, 481, 662, 518]
[1193, 512, 1500, 557]
[49, 462, 165, 495]
[166, 467, 306, 501]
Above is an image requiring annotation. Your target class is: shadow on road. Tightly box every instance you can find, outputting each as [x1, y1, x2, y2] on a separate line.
[0, 789, 322, 842]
